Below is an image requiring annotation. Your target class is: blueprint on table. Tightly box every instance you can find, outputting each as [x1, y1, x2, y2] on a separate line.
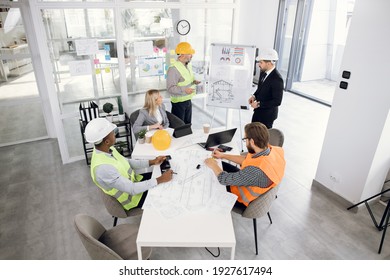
[143, 149, 237, 218]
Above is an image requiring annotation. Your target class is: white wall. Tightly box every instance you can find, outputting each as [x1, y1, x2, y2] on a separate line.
[314, 0, 390, 203]
[361, 110, 390, 200]
[235, 0, 279, 48]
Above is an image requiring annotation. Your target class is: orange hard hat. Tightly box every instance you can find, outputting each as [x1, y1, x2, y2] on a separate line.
[175, 42, 195, 55]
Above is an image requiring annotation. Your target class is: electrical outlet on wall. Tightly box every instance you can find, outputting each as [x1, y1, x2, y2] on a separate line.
[329, 172, 341, 183]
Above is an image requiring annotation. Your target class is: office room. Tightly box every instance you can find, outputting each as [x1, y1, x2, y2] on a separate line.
[0, 0, 389, 278]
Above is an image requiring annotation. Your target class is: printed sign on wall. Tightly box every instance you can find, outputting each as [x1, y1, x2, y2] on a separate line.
[139, 57, 164, 77]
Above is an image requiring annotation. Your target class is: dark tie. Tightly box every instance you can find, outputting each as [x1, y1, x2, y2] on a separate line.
[259, 72, 267, 84]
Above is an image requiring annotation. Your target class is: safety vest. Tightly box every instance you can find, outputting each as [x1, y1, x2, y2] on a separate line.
[90, 147, 143, 210]
[230, 146, 285, 206]
[169, 60, 196, 103]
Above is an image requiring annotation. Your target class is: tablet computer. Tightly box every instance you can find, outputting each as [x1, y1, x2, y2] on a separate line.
[173, 123, 193, 138]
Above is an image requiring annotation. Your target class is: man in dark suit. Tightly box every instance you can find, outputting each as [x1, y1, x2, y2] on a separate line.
[248, 48, 284, 128]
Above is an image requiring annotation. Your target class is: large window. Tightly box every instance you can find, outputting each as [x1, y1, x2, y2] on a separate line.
[35, 1, 236, 162]
[42, 8, 117, 115]
[276, 0, 355, 105]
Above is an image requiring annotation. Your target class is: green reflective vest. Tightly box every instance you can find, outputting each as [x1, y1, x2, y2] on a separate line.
[170, 60, 196, 103]
[90, 147, 142, 210]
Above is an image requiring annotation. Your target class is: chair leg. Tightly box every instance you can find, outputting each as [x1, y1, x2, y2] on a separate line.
[378, 204, 390, 254]
[113, 216, 118, 227]
[253, 218, 258, 255]
[267, 212, 273, 224]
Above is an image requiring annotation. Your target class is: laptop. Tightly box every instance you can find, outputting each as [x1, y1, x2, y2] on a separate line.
[173, 123, 193, 138]
[198, 128, 237, 149]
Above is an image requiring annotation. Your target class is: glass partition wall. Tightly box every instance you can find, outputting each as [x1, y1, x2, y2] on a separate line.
[275, 0, 355, 105]
[35, 1, 236, 163]
[0, 3, 48, 146]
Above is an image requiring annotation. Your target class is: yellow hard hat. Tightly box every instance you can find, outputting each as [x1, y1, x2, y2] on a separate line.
[175, 42, 195, 55]
[152, 130, 171, 150]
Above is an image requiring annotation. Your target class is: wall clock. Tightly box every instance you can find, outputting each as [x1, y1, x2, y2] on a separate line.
[176, 19, 191, 36]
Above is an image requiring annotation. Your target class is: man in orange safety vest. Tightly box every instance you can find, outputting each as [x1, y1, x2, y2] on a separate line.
[205, 122, 285, 209]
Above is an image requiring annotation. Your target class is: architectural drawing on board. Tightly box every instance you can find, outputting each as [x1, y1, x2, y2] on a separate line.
[210, 80, 234, 103]
[207, 43, 256, 109]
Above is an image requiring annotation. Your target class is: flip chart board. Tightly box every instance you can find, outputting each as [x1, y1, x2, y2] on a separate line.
[207, 43, 256, 109]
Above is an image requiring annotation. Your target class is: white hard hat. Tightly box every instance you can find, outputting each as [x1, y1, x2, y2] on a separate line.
[256, 48, 279, 61]
[84, 118, 117, 144]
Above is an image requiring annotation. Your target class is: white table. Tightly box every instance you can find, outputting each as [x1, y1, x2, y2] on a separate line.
[137, 208, 236, 260]
[134, 129, 237, 260]
[131, 129, 202, 159]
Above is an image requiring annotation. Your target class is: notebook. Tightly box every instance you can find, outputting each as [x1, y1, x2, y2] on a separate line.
[198, 128, 237, 149]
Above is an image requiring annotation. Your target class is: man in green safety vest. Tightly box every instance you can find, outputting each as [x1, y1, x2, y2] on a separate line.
[84, 118, 173, 211]
[167, 42, 201, 124]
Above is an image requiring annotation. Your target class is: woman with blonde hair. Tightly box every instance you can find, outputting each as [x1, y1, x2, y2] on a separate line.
[133, 89, 170, 135]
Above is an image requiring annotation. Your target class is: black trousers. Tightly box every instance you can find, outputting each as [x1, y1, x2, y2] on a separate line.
[171, 100, 192, 124]
[222, 161, 248, 211]
[135, 172, 152, 209]
[251, 107, 278, 129]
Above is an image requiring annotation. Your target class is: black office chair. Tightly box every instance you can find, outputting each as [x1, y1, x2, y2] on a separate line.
[129, 109, 140, 140]
[129, 109, 184, 140]
[129, 109, 140, 125]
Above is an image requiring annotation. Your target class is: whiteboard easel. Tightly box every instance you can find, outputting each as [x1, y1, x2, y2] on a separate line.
[207, 43, 256, 148]
[207, 43, 256, 110]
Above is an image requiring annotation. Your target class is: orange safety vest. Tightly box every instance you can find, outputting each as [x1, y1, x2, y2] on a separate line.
[230, 146, 285, 206]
